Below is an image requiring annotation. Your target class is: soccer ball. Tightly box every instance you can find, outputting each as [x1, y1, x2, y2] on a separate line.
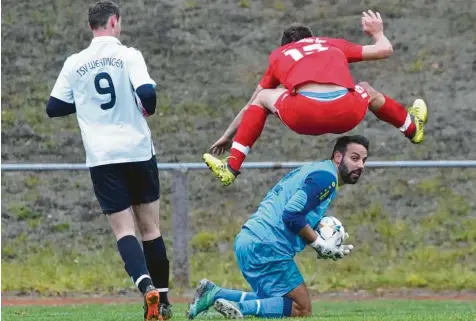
[316, 216, 344, 242]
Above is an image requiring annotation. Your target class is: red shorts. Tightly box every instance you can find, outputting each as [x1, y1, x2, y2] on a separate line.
[274, 85, 369, 135]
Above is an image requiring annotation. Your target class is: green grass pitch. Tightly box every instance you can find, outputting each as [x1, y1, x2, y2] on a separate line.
[2, 300, 475, 321]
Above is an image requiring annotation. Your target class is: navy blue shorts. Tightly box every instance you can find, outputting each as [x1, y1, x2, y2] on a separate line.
[89, 155, 160, 215]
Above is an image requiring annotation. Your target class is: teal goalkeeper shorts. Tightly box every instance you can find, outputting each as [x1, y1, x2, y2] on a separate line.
[234, 228, 304, 298]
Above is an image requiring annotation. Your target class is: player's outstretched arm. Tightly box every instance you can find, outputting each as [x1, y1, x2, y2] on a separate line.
[209, 84, 264, 155]
[361, 10, 394, 60]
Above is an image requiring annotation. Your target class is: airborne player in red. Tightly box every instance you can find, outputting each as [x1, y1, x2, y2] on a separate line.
[204, 10, 428, 186]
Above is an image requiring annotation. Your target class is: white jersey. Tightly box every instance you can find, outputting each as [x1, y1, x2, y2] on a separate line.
[50, 36, 156, 167]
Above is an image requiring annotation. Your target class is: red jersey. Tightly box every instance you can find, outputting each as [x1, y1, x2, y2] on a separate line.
[259, 37, 363, 90]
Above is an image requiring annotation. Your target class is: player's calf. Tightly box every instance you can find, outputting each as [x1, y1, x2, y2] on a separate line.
[356, 81, 428, 143]
[290, 301, 312, 317]
[286, 284, 312, 317]
[107, 210, 156, 295]
[223, 88, 286, 176]
[204, 88, 292, 185]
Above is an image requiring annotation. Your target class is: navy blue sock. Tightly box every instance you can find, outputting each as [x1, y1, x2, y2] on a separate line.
[117, 235, 153, 294]
[237, 297, 293, 318]
[215, 288, 260, 302]
[143, 236, 170, 304]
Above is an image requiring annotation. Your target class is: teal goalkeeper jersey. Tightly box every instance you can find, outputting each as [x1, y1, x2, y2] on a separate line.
[242, 160, 338, 256]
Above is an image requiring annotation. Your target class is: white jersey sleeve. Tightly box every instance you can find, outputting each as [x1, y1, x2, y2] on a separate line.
[50, 56, 76, 103]
[128, 49, 156, 90]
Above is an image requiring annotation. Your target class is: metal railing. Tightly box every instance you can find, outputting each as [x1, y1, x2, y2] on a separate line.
[3, 160, 476, 287]
[3, 160, 476, 171]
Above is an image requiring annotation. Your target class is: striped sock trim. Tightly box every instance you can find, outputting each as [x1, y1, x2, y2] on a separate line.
[135, 274, 151, 287]
[156, 288, 169, 292]
[231, 142, 250, 155]
[399, 114, 412, 132]
[255, 300, 261, 315]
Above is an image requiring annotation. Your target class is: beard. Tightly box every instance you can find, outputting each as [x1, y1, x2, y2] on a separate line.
[339, 162, 362, 184]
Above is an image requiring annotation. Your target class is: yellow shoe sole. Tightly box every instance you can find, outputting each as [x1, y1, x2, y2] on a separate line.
[412, 99, 428, 124]
[203, 153, 235, 186]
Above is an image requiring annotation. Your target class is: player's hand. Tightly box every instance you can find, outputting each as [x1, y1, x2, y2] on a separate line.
[330, 232, 354, 261]
[341, 232, 354, 256]
[361, 10, 384, 37]
[313, 231, 354, 261]
[210, 135, 232, 155]
[311, 232, 341, 260]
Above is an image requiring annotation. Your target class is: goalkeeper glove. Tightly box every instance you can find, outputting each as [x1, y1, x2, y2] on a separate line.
[310, 232, 341, 259]
[311, 231, 354, 261]
[329, 232, 354, 261]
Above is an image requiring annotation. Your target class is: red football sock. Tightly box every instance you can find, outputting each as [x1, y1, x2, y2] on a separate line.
[228, 105, 268, 172]
[373, 95, 416, 138]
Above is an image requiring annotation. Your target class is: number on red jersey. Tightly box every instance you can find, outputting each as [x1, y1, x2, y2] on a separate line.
[284, 43, 329, 62]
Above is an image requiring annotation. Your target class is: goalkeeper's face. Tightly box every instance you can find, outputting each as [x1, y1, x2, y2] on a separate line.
[338, 143, 368, 184]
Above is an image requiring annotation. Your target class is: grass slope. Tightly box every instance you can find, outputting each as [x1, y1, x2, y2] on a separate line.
[2, 0, 476, 294]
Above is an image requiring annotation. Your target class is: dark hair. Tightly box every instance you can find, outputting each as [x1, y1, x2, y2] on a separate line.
[331, 135, 370, 159]
[88, 1, 120, 30]
[281, 23, 313, 46]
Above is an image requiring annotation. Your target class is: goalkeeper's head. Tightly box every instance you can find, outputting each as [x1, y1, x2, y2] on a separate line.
[331, 135, 370, 185]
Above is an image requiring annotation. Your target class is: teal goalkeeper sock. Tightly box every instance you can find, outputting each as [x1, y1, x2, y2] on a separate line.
[215, 288, 260, 302]
[237, 297, 293, 318]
